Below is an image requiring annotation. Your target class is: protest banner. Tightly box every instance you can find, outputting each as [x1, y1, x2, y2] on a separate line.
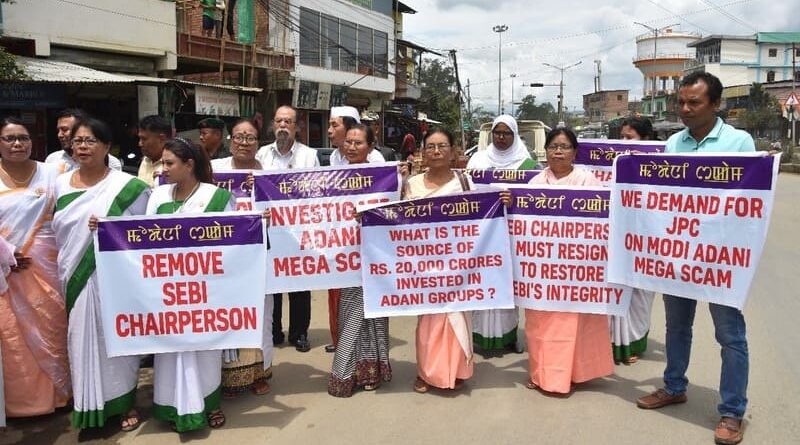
[607, 153, 780, 309]
[253, 163, 402, 293]
[212, 170, 254, 210]
[460, 168, 540, 187]
[506, 185, 632, 315]
[94, 212, 267, 357]
[575, 138, 665, 185]
[360, 190, 514, 317]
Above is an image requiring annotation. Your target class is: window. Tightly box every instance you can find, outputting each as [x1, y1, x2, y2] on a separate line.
[322, 15, 339, 70]
[373, 30, 388, 78]
[340, 20, 358, 72]
[768, 48, 777, 57]
[357, 26, 373, 75]
[796, 71, 800, 82]
[796, 48, 800, 57]
[767, 71, 775, 82]
[299, 8, 321, 67]
[617, 94, 623, 101]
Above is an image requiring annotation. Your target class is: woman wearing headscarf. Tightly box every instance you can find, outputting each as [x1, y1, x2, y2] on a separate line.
[0, 117, 71, 420]
[467, 115, 536, 354]
[521, 128, 613, 395]
[610, 117, 656, 364]
[53, 117, 150, 431]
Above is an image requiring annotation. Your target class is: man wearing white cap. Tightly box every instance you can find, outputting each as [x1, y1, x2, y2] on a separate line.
[328, 106, 385, 165]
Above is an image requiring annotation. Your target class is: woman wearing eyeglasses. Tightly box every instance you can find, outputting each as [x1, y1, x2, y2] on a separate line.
[146, 138, 234, 432]
[408, 128, 475, 394]
[52, 117, 151, 431]
[0, 118, 71, 420]
[523, 127, 613, 395]
[327, 124, 393, 397]
[211, 120, 273, 400]
[467, 115, 536, 356]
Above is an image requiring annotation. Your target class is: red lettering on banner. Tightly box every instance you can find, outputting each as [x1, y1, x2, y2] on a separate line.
[530, 221, 607, 239]
[513, 281, 542, 299]
[335, 251, 360, 272]
[646, 236, 690, 259]
[665, 216, 700, 236]
[646, 192, 720, 215]
[593, 170, 612, 183]
[396, 243, 453, 257]
[114, 307, 258, 337]
[544, 285, 623, 304]
[274, 255, 330, 276]
[633, 256, 676, 279]
[508, 219, 527, 235]
[680, 265, 733, 288]
[380, 293, 424, 307]
[389, 227, 430, 241]
[723, 196, 763, 218]
[448, 255, 503, 270]
[162, 281, 209, 306]
[452, 224, 479, 237]
[269, 202, 356, 226]
[620, 190, 643, 208]
[691, 244, 751, 267]
[141, 251, 224, 278]
[299, 226, 360, 250]
[427, 289, 484, 303]
[557, 243, 607, 261]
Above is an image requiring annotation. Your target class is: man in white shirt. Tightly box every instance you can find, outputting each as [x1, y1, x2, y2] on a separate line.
[45, 108, 123, 173]
[136, 115, 172, 187]
[327, 106, 384, 165]
[257, 105, 317, 353]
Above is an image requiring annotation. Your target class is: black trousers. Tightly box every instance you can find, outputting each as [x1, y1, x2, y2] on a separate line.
[226, 0, 237, 39]
[272, 291, 311, 341]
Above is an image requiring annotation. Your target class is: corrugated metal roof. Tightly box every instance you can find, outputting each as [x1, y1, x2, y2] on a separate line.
[15, 57, 262, 93]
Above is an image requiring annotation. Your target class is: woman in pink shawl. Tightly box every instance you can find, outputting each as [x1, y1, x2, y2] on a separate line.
[523, 127, 614, 394]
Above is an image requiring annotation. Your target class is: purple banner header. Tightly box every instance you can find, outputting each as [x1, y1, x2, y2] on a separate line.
[575, 138, 665, 167]
[614, 154, 774, 190]
[212, 171, 252, 200]
[507, 187, 610, 218]
[361, 190, 505, 227]
[459, 168, 541, 185]
[97, 214, 264, 252]
[254, 165, 400, 201]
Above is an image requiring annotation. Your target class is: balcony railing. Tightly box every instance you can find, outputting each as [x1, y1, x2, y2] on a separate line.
[633, 53, 696, 63]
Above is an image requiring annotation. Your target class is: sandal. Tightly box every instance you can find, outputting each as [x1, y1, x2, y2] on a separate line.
[252, 380, 271, 395]
[624, 355, 639, 365]
[363, 382, 380, 391]
[208, 410, 226, 429]
[120, 409, 141, 432]
[413, 377, 430, 394]
[525, 380, 539, 390]
[453, 379, 465, 391]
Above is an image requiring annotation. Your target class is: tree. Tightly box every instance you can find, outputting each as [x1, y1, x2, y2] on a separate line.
[0, 47, 28, 81]
[739, 83, 780, 138]
[515, 94, 557, 127]
[418, 58, 460, 134]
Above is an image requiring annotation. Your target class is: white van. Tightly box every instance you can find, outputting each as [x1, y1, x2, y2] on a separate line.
[476, 120, 551, 164]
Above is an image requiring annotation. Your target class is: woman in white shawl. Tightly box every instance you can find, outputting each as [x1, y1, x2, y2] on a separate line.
[147, 138, 234, 432]
[52, 117, 150, 431]
[411, 128, 475, 393]
[467, 115, 535, 354]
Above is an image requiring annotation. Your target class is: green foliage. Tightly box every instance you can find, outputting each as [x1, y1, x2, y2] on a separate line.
[0, 47, 28, 81]
[739, 83, 781, 138]
[514, 94, 557, 127]
[418, 58, 461, 136]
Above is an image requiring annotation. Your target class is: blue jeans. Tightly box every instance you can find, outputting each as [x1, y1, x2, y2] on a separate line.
[663, 294, 749, 419]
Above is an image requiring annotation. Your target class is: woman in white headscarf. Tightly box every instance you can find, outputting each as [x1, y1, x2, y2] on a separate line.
[467, 115, 537, 170]
[467, 115, 536, 354]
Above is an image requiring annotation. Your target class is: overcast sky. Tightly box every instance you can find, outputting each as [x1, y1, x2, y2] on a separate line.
[401, 0, 800, 114]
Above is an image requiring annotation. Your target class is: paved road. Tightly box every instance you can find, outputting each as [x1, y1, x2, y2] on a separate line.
[2, 175, 799, 445]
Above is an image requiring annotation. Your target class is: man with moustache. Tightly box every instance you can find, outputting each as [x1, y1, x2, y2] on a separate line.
[198, 117, 230, 160]
[45, 108, 123, 173]
[328, 106, 385, 166]
[257, 105, 318, 352]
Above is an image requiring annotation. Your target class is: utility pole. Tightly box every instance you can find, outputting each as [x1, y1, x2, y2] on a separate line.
[493, 25, 509, 115]
[543, 61, 582, 124]
[594, 60, 602, 92]
[634, 22, 678, 118]
[510, 73, 517, 116]
[792, 42, 797, 145]
[450, 49, 467, 150]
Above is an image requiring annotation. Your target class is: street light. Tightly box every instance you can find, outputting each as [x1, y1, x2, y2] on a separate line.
[510, 73, 517, 116]
[634, 22, 679, 119]
[542, 60, 582, 124]
[493, 24, 509, 115]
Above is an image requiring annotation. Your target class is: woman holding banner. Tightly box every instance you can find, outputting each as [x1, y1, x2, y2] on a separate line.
[0, 118, 71, 420]
[610, 117, 656, 365]
[146, 138, 234, 431]
[408, 128, 475, 394]
[466, 115, 535, 355]
[523, 128, 614, 394]
[211, 120, 273, 399]
[328, 124, 393, 397]
[53, 117, 150, 431]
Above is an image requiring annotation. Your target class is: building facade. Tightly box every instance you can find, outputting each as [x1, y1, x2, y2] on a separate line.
[582, 90, 629, 123]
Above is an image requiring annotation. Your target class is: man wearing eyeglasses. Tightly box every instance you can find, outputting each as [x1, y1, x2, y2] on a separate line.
[198, 118, 230, 160]
[257, 105, 319, 353]
[45, 108, 123, 173]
